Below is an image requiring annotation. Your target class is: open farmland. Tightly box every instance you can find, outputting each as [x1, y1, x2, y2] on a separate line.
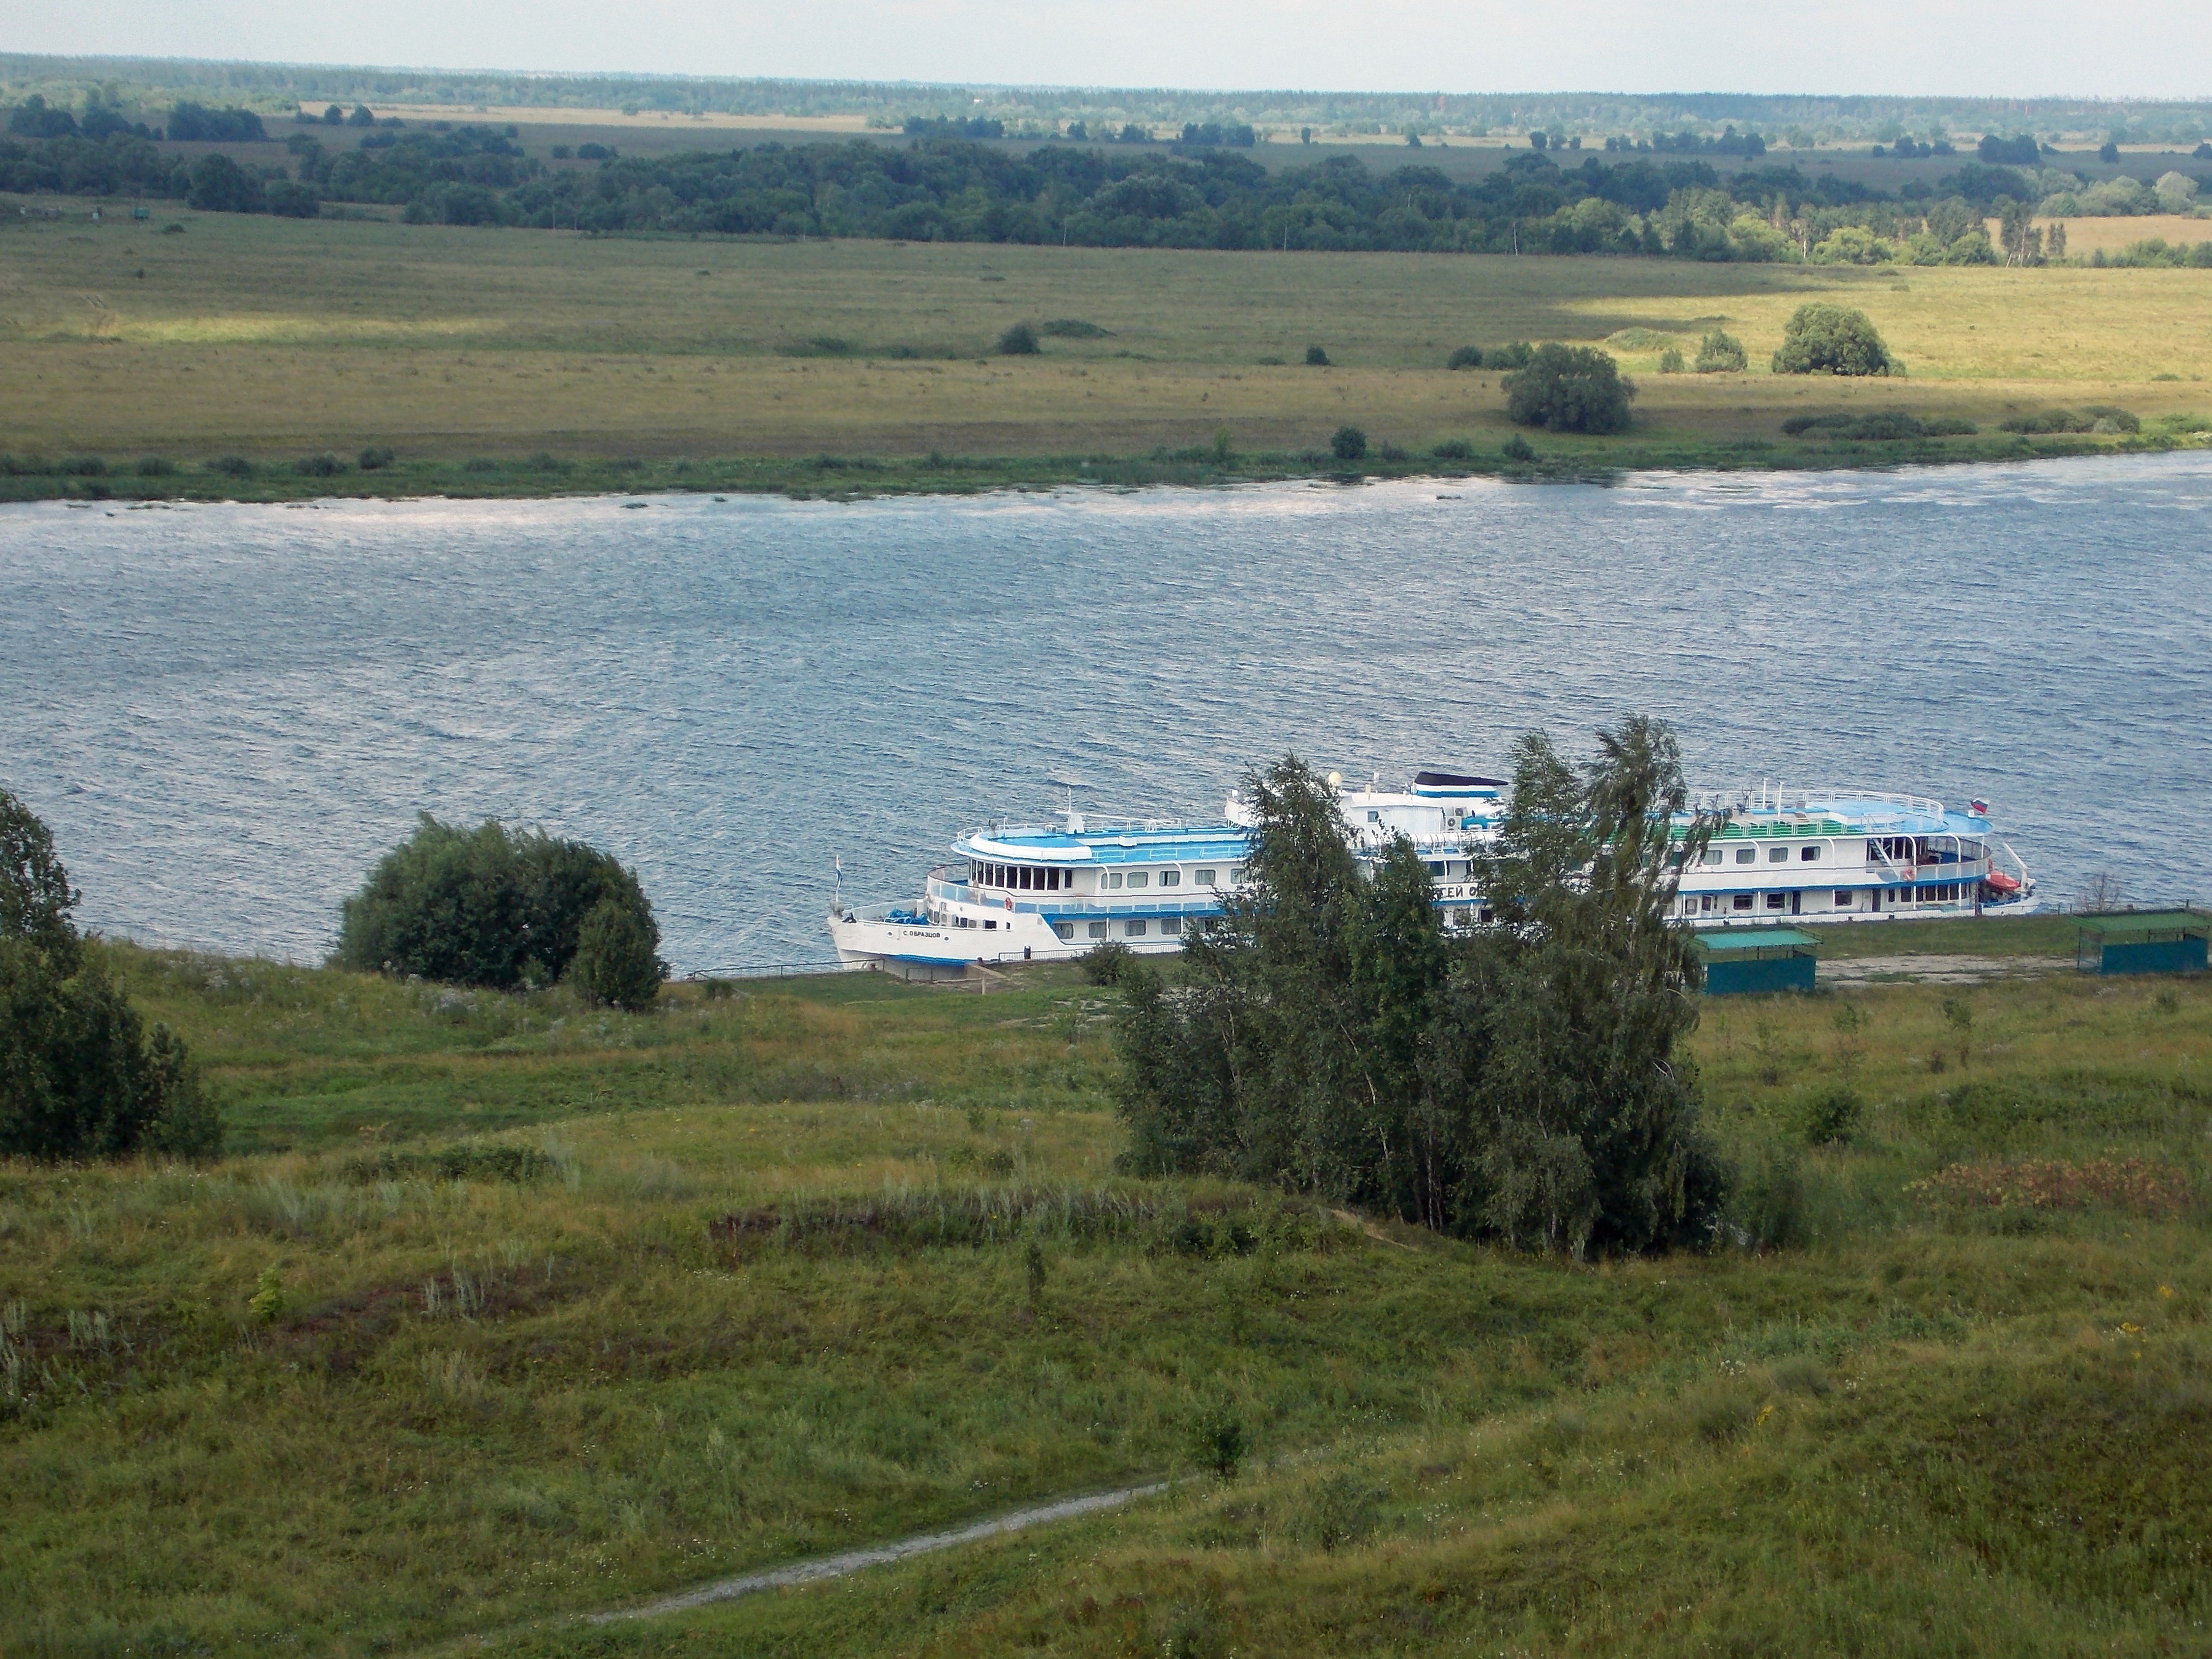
[1, 928, 2208, 1655]
[1, 205, 2209, 497]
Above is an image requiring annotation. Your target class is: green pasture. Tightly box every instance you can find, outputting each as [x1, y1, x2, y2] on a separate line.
[1, 934, 2207, 1655]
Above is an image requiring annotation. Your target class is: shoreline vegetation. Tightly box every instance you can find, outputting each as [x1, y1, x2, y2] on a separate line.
[2, 426, 2199, 507]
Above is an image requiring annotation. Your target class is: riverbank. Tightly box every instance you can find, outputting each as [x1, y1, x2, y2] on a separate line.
[3, 425, 2201, 506]
[1, 936, 2206, 1655]
[5, 206, 2210, 498]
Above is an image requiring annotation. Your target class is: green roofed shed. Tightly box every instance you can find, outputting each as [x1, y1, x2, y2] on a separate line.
[2074, 909, 2211, 976]
[1690, 927, 1820, 995]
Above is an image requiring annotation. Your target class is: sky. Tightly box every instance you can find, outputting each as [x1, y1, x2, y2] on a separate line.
[10, 0, 2212, 99]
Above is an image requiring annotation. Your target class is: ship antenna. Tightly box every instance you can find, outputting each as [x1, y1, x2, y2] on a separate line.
[833, 853, 841, 910]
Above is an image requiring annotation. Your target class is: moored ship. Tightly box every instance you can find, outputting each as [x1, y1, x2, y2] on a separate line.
[827, 771, 2035, 974]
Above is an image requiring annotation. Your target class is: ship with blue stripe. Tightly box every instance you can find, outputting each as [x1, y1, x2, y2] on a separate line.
[826, 770, 2033, 975]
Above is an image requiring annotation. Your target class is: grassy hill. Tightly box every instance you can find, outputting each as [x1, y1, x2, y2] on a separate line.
[2, 928, 2206, 1654]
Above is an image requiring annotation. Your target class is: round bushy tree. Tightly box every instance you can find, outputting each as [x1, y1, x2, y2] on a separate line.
[336, 815, 661, 991]
[1330, 425, 1368, 460]
[996, 322, 1039, 356]
[569, 894, 666, 1009]
[1504, 344, 1635, 433]
[1770, 304, 1895, 375]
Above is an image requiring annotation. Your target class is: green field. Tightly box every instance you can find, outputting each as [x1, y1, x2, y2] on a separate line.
[3, 931, 2207, 1656]
[3, 204, 2210, 500]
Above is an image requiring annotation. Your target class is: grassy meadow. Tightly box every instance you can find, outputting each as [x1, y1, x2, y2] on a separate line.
[3, 928, 2208, 1655]
[2, 203, 2210, 499]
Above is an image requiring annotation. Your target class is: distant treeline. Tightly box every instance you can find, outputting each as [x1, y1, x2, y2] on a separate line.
[5, 121, 2208, 268]
[6, 93, 266, 143]
[9, 50, 2212, 148]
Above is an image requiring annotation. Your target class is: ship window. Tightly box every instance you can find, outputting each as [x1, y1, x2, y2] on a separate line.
[1767, 847, 1789, 864]
[1160, 869, 1181, 888]
[1800, 845, 1822, 862]
[1018, 866, 1033, 890]
[1700, 894, 1715, 913]
[1427, 861, 1445, 876]
[1105, 872, 1123, 890]
[1086, 920, 1107, 939]
[1162, 915, 1182, 934]
[1195, 869, 1216, 886]
[1126, 871, 1148, 889]
[1053, 922, 1073, 940]
[1681, 897, 1696, 915]
[1125, 919, 1148, 937]
[1765, 892, 1787, 910]
[1229, 866, 1244, 884]
[1702, 849, 1723, 866]
[1367, 810, 1380, 823]
[1733, 894, 1754, 911]
[1734, 848, 1757, 865]
[1835, 890, 1853, 907]
[984, 919, 997, 929]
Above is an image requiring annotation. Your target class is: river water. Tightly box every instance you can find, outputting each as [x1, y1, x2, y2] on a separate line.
[3, 454, 2207, 971]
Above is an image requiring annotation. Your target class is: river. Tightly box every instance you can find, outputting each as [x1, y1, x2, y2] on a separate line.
[3, 453, 2207, 971]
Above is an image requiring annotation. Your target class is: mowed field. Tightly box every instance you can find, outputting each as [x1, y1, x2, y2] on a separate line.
[3, 203, 2210, 477]
[2, 928, 2209, 1656]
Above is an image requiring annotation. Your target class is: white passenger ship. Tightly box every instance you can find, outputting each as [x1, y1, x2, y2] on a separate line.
[827, 771, 2035, 974]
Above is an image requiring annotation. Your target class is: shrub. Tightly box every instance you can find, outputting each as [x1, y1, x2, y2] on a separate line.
[1998, 407, 2138, 435]
[1693, 329, 1748, 372]
[1430, 437, 1474, 460]
[1446, 345, 1483, 369]
[1801, 1084, 1865, 1146]
[575, 141, 616, 160]
[1039, 318, 1109, 337]
[1299, 1471, 1381, 1552]
[462, 456, 499, 473]
[134, 455, 175, 477]
[1304, 344, 1331, 366]
[294, 453, 345, 478]
[1770, 304, 1895, 376]
[1377, 441, 1409, 462]
[1504, 343, 1635, 433]
[1488, 340, 1535, 370]
[568, 893, 666, 1010]
[1330, 425, 1368, 460]
[336, 814, 661, 992]
[1732, 1145, 1807, 1249]
[57, 456, 106, 477]
[263, 180, 319, 219]
[248, 1265, 286, 1324]
[995, 322, 1039, 355]
[357, 446, 395, 471]
[1501, 432, 1535, 461]
[1657, 347, 1684, 373]
[1186, 1398, 1248, 1477]
[209, 455, 253, 478]
[1082, 939, 1133, 985]
[0, 790, 221, 1160]
[1782, 411, 1927, 441]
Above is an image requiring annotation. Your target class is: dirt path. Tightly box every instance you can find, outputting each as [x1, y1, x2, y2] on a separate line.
[588, 1481, 1168, 1625]
[1822, 954, 2068, 985]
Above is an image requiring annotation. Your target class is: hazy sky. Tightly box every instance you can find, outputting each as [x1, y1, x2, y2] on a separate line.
[14, 1, 2212, 99]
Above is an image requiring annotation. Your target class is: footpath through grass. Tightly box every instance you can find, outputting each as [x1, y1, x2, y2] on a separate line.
[1, 930, 2207, 1655]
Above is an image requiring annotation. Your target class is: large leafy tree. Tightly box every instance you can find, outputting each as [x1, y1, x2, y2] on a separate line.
[1771, 303, 1895, 375]
[1504, 344, 1636, 434]
[1115, 720, 1727, 1255]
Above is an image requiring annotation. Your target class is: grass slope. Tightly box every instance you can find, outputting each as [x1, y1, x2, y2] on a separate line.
[1, 934, 2207, 1656]
[2, 207, 2209, 500]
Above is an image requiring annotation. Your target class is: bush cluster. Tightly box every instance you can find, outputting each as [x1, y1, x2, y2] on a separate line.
[1997, 406, 2139, 434]
[1116, 723, 1728, 1256]
[1771, 304, 1894, 376]
[1782, 411, 1977, 440]
[336, 815, 665, 1006]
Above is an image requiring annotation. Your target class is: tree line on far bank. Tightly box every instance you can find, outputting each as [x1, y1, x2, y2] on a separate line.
[6, 103, 2206, 265]
[0, 794, 665, 1162]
